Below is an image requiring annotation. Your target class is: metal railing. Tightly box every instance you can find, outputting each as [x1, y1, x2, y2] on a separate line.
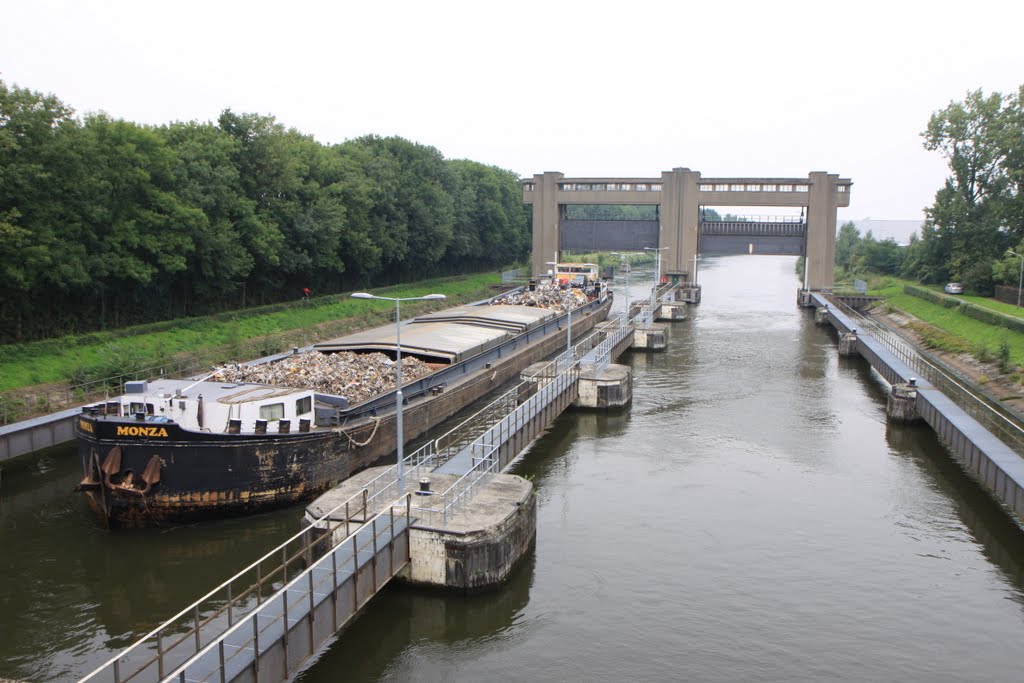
[701, 214, 805, 224]
[584, 313, 632, 374]
[412, 361, 580, 527]
[79, 486, 382, 683]
[357, 305, 637, 524]
[500, 268, 523, 283]
[359, 347, 577, 505]
[828, 297, 1024, 455]
[162, 496, 411, 683]
[0, 358, 209, 426]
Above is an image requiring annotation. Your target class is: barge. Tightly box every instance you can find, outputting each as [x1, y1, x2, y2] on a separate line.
[75, 287, 612, 526]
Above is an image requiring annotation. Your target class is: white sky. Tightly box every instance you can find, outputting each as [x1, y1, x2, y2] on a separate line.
[2, 0, 1022, 225]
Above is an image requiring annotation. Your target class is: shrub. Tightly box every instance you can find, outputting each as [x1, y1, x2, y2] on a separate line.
[998, 338, 1012, 374]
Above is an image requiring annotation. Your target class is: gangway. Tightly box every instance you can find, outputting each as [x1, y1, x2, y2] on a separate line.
[79, 493, 411, 683]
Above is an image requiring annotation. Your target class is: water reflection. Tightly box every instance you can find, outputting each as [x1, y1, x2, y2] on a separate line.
[296, 546, 536, 682]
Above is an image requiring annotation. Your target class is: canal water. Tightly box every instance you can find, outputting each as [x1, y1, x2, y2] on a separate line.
[2, 256, 1023, 682]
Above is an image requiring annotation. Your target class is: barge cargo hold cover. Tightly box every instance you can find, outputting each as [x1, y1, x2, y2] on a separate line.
[75, 288, 612, 526]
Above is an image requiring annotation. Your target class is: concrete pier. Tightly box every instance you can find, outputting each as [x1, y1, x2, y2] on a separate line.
[632, 323, 667, 351]
[887, 381, 921, 422]
[814, 306, 830, 325]
[656, 302, 687, 321]
[575, 363, 632, 409]
[679, 285, 702, 304]
[838, 331, 858, 356]
[307, 467, 536, 591]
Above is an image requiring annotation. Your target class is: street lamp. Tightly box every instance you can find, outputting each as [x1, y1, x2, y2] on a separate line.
[1008, 250, 1024, 307]
[644, 246, 669, 289]
[610, 252, 630, 317]
[546, 261, 572, 356]
[351, 291, 446, 492]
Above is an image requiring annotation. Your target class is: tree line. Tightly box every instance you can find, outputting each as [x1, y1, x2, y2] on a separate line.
[903, 85, 1024, 291]
[820, 85, 1024, 292]
[0, 81, 530, 344]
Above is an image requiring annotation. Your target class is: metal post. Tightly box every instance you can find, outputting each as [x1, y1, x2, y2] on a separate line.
[395, 298, 404, 493]
[352, 535, 359, 612]
[308, 571, 315, 645]
[252, 614, 261, 683]
[567, 306, 572, 357]
[331, 548, 339, 632]
[194, 605, 201, 653]
[157, 629, 164, 679]
[351, 292, 445, 494]
[371, 518, 379, 590]
[282, 592, 289, 678]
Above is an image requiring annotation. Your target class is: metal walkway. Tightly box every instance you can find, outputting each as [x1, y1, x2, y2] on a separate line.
[80, 494, 412, 683]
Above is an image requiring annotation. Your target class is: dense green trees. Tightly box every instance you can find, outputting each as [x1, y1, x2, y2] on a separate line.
[906, 86, 1024, 292]
[834, 222, 905, 276]
[0, 82, 529, 343]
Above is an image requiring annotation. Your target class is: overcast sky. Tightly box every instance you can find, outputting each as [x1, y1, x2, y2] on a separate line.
[3, 0, 1022, 226]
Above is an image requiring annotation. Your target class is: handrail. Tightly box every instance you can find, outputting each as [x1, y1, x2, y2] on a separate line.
[827, 296, 1024, 454]
[413, 363, 581, 527]
[79, 486, 374, 683]
[162, 494, 412, 683]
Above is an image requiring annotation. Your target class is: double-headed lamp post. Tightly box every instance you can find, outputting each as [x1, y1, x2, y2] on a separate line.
[1008, 250, 1024, 308]
[351, 292, 446, 492]
[610, 252, 630, 316]
[546, 261, 572, 356]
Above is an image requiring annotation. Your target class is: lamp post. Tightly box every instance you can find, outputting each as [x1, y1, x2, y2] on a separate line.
[610, 252, 630, 317]
[351, 292, 446, 492]
[546, 261, 572, 356]
[1008, 250, 1024, 307]
[644, 246, 669, 291]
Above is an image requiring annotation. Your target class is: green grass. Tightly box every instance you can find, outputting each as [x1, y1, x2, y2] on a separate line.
[868, 279, 1024, 368]
[870, 277, 1024, 319]
[0, 273, 500, 393]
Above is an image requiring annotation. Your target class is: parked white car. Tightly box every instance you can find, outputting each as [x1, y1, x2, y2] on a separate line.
[944, 282, 964, 294]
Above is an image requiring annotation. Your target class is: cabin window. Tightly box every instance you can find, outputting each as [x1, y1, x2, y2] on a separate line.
[259, 403, 285, 421]
[130, 402, 145, 415]
[146, 403, 155, 415]
[296, 396, 312, 415]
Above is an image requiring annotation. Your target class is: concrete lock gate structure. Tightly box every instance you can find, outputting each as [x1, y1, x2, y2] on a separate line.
[523, 169, 852, 292]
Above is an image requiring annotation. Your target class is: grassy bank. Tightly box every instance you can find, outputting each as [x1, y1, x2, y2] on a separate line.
[864, 275, 1024, 374]
[0, 273, 500, 394]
